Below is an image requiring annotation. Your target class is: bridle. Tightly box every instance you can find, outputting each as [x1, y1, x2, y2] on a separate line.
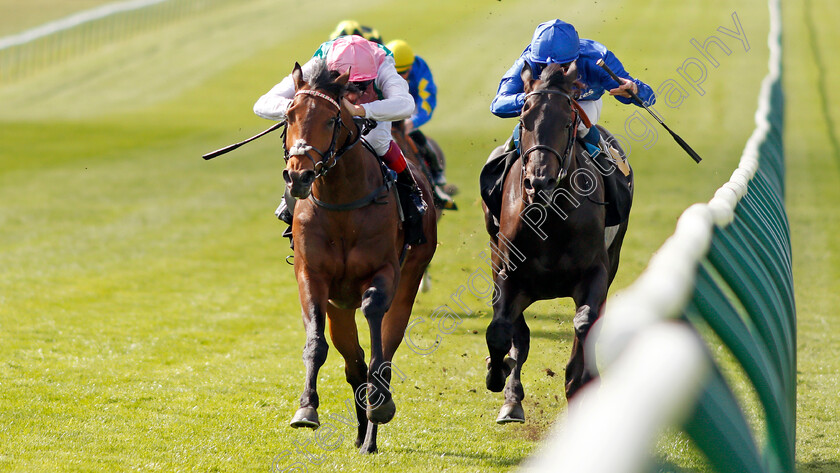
[519, 88, 579, 183]
[281, 88, 393, 212]
[281, 88, 361, 178]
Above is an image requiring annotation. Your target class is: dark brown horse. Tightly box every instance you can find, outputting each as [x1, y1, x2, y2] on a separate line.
[482, 62, 632, 423]
[282, 62, 436, 453]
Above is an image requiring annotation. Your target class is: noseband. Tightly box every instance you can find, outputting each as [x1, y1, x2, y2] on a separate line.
[281, 89, 361, 178]
[519, 89, 579, 183]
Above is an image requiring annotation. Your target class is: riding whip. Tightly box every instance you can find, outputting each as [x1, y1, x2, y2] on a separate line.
[202, 122, 285, 160]
[596, 58, 702, 163]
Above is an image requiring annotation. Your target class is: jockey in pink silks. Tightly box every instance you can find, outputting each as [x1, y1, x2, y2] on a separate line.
[254, 35, 428, 246]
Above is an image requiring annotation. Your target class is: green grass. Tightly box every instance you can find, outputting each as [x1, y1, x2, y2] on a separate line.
[0, 0, 837, 471]
[785, 0, 840, 471]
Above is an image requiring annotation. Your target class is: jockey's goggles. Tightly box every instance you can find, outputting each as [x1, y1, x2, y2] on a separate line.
[350, 79, 373, 92]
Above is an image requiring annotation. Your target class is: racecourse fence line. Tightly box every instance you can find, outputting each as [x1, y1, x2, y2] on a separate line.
[0, 0, 235, 84]
[524, 0, 793, 471]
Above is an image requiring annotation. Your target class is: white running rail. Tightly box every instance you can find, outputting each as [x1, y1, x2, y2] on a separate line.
[0, 0, 171, 51]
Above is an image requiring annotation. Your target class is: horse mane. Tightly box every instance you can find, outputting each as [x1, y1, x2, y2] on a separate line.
[305, 60, 346, 97]
[539, 62, 576, 91]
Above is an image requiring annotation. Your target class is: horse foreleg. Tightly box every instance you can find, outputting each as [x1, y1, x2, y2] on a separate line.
[565, 265, 609, 399]
[497, 315, 530, 424]
[360, 269, 398, 429]
[326, 306, 369, 449]
[486, 277, 530, 393]
[290, 275, 330, 429]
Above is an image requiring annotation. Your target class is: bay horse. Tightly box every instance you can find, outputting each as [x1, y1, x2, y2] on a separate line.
[482, 62, 632, 423]
[282, 62, 437, 453]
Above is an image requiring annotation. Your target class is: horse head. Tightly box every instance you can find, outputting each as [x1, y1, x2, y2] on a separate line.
[518, 61, 578, 204]
[282, 61, 351, 198]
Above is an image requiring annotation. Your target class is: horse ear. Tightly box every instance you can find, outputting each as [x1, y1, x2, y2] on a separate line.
[292, 62, 305, 91]
[335, 68, 350, 86]
[521, 61, 535, 91]
[564, 61, 578, 81]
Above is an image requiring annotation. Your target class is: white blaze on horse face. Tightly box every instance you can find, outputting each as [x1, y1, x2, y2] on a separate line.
[288, 139, 313, 156]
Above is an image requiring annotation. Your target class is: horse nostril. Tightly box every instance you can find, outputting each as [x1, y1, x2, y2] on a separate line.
[546, 178, 557, 189]
[283, 170, 291, 185]
[523, 178, 533, 191]
[301, 170, 316, 185]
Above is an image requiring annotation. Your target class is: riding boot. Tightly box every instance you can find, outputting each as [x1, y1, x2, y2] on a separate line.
[381, 140, 427, 245]
[396, 168, 428, 246]
[275, 193, 295, 250]
[580, 125, 603, 159]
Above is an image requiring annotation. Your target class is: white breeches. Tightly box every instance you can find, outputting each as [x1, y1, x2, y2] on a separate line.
[577, 98, 602, 137]
[365, 120, 393, 156]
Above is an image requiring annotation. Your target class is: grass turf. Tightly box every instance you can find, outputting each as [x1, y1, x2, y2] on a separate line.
[0, 0, 836, 471]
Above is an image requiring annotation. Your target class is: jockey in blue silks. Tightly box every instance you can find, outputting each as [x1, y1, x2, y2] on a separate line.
[491, 19, 655, 165]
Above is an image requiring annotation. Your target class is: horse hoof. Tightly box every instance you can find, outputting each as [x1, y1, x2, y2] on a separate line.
[290, 407, 319, 429]
[496, 402, 525, 424]
[486, 369, 506, 392]
[485, 355, 516, 392]
[367, 397, 396, 425]
[419, 272, 432, 293]
[359, 443, 378, 454]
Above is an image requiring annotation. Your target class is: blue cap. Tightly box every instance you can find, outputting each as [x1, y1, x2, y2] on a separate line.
[528, 20, 580, 65]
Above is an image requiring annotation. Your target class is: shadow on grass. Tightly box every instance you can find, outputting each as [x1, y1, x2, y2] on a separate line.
[527, 325, 574, 342]
[797, 461, 840, 473]
[391, 445, 525, 468]
[441, 307, 576, 342]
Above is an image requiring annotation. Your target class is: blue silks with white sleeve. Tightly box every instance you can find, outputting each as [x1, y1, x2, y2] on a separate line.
[490, 39, 655, 118]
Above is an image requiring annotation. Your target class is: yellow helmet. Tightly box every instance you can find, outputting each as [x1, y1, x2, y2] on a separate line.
[359, 25, 383, 44]
[329, 20, 383, 44]
[386, 39, 415, 74]
[330, 20, 362, 40]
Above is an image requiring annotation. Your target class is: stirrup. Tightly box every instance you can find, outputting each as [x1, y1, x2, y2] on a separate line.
[408, 188, 428, 216]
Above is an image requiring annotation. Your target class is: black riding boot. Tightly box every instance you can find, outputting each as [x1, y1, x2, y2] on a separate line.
[396, 168, 428, 246]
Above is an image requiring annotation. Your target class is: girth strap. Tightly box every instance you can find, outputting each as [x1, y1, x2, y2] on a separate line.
[308, 182, 392, 211]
